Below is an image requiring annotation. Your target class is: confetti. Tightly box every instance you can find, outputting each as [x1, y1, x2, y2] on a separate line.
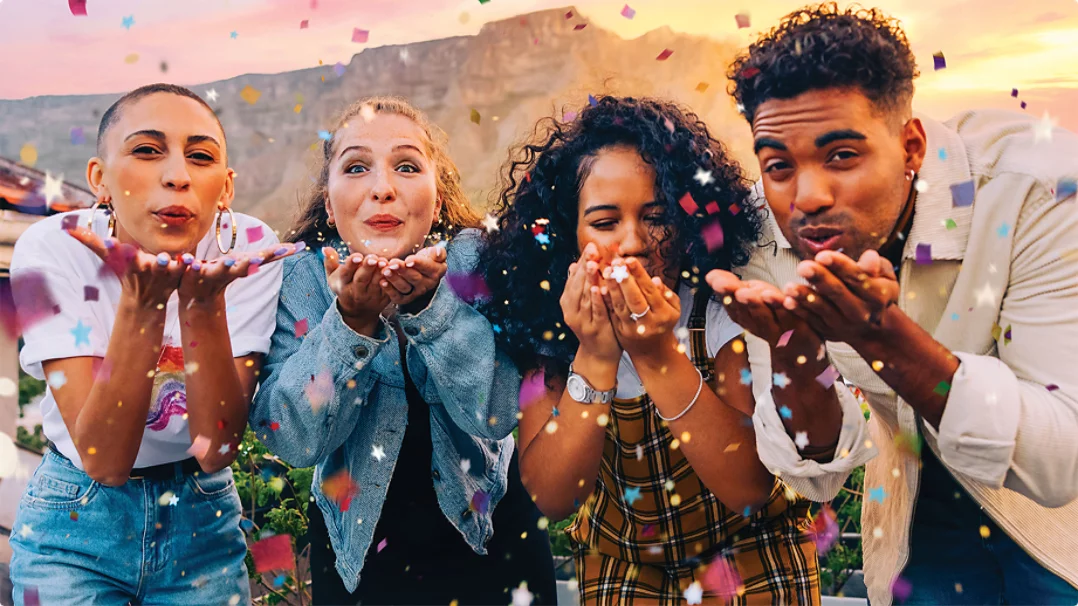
[251, 535, 294, 573]
[4, 270, 58, 338]
[470, 489, 491, 514]
[932, 52, 946, 70]
[795, 431, 809, 449]
[779, 405, 792, 419]
[230, 31, 238, 39]
[317, 130, 332, 141]
[70, 127, 85, 145]
[777, 329, 793, 347]
[446, 272, 491, 303]
[246, 225, 264, 242]
[915, 243, 932, 265]
[949, 180, 975, 207]
[304, 370, 333, 411]
[815, 365, 840, 389]
[1057, 178, 1077, 202]
[945, 218, 957, 230]
[623, 486, 642, 506]
[1021, 101, 1027, 110]
[735, 13, 750, 28]
[868, 485, 887, 503]
[938, 147, 947, 161]
[470, 109, 481, 125]
[573, 23, 587, 30]
[588, 94, 598, 107]
[933, 381, 951, 396]
[70, 319, 91, 347]
[19, 143, 37, 167]
[1047, 384, 1059, 392]
[534, 232, 550, 245]
[1034, 112, 1058, 143]
[656, 49, 674, 61]
[0, 378, 14, 399]
[334, 62, 345, 77]
[121, 15, 134, 29]
[300, 19, 309, 29]
[565, 10, 574, 18]
[371, 444, 385, 461]
[321, 469, 359, 512]
[620, 4, 635, 19]
[739, 368, 752, 385]
[83, 285, 99, 302]
[512, 582, 534, 606]
[124, 53, 139, 64]
[610, 265, 629, 283]
[294, 318, 309, 338]
[695, 82, 709, 92]
[891, 576, 912, 602]
[705, 201, 720, 215]
[694, 168, 714, 186]
[773, 372, 791, 389]
[240, 85, 261, 105]
[1011, 88, 1019, 98]
[563, 111, 577, 122]
[377, 538, 388, 552]
[810, 505, 839, 555]
[678, 192, 699, 215]
[519, 371, 545, 409]
[701, 219, 724, 252]
[997, 223, 1010, 238]
[68, 0, 87, 16]
[683, 581, 704, 605]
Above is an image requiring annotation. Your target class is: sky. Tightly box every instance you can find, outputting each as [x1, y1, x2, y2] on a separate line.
[0, 0, 1076, 129]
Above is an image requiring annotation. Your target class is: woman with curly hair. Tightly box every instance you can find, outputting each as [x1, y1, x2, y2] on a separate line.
[478, 96, 821, 604]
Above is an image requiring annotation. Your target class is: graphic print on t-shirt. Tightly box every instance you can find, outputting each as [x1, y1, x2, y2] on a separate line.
[148, 345, 187, 431]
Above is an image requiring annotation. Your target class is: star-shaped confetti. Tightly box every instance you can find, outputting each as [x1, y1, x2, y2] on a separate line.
[18, 524, 33, 538]
[534, 232, 550, 245]
[218, 443, 231, 455]
[41, 172, 64, 205]
[997, 223, 1010, 238]
[610, 264, 629, 283]
[460, 458, 471, 473]
[482, 213, 499, 233]
[230, 31, 238, 39]
[121, 15, 134, 29]
[773, 372, 791, 388]
[693, 169, 714, 186]
[371, 444, 386, 461]
[683, 581, 704, 605]
[779, 405, 792, 419]
[974, 283, 997, 307]
[623, 486, 642, 506]
[795, 431, 810, 450]
[71, 319, 91, 347]
[1033, 112, 1058, 143]
[739, 368, 752, 385]
[868, 485, 887, 503]
[512, 582, 534, 606]
[317, 130, 332, 141]
[206, 89, 219, 102]
[169, 494, 179, 506]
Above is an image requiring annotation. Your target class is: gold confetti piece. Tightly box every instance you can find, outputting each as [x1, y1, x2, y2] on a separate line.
[680, 431, 691, 443]
[240, 85, 262, 105]
[670, 438, 681, 450]
[459, 12, 469, 24]
[19, 143, 37, 167]
[695, 82, 709, 92]
[723, 442, 741, 453]
[872, 360, 884, 371]
[294, 104, 303, 113]
[542, 330, 553, 340]
[539, 280, 550, 291]
[955, 584, 963, 594]
[87, 446, 97, 455]
[796, 355, 807, 364]
[596, 413, 609, 426]
[124, 53, 140, 64]
[731, 339, 745, 354]
[537, 517, 549, 530]
[470, 108, 481, 124]
[544, 420, 558, 434]
[670, 494, 682, 506]
[979, 525, 991, 539]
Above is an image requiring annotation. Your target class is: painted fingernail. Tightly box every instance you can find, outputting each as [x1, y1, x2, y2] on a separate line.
[103, 239, 115, 250]
[192, 262, 202, 271]
[223, 258, 236, 267]
[293, 241, 307, 252]
[383, 269, 393, 277]
[406, 261, 415, 268]
[380, 281, 389, 288]
[156, 253, 170, 266]
[182, 253, 195, 265]
[351, 255, 363, 264]
[250, 257, 263, 266]
[274, 247, 289, 256]
[784, 297, 798, 310]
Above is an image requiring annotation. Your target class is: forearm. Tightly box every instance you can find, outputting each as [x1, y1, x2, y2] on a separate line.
[850, 306, 959, 430]
[770, 340, 844, 461]
[520, 351, 615, 519]
[74, 298, 165, 484]
[180, 296, 248, 471]
[634, 342, 774, 512]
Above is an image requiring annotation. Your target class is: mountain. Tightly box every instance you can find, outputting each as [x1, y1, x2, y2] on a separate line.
[0, 7, 754, 234]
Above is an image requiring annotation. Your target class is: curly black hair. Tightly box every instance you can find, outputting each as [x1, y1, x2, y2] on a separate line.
[727, 3, 919, 124]
[477, 96, 761, 376]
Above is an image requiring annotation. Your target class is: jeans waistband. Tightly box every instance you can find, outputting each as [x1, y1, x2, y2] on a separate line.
[46, 440, 203, 481]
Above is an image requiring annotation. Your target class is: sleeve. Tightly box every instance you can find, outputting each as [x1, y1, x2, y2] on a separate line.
[223, 217, 283, 357]
[249, 255, 391, 468]
[397, 229, 521, 441]
[747, 334, 878, 501]
[12, 225, 108, 379]
[924, 182, 1078, 507]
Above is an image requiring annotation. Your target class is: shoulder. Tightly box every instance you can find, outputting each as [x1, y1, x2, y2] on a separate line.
[445, 227, 483, 273]
[222, 212, 279, 253]
[12, 211, 97, 271]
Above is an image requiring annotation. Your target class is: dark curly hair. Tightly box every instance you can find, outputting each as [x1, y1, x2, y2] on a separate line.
[477, 96, 761, 376]
[727, 3, 919, 124]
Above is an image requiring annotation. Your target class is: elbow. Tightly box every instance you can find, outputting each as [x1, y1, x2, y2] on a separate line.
[84, 463, 131, 487]
[198, 454, 237, 475]
[530, 494, 577, 522]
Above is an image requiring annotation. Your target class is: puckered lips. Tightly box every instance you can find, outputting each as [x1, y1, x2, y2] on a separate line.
[797, 225, 844, 255]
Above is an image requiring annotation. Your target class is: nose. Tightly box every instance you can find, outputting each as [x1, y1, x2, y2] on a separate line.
[618, 219, 650, 258]
[370, 166, 396, 204]
[162, 154, 192, 191]
[792, 169, 835, 216]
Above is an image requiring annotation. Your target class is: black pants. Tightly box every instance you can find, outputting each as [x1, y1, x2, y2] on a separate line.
[308, 453, 557, 605]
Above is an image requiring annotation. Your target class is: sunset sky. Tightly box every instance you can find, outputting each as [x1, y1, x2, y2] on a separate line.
[0, 0, 1076, 129]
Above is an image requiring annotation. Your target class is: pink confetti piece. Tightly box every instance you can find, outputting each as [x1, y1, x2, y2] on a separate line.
[251, 535, 294, 573]
[61, 215, 80, 231]
[735, 13, 750, 28]
[563, 111, 578, 122]
[915, 243, 932, 265]
[446, 272, 491, 304]
[815, 365, 840, 389]
[23, 586, 40, 606]
[84, 285, 99, 301]
[777, 329, 793, 347]
[470, 490, 491, 515]
[573, 23, 587, 30]
[187, 435, 212, 459]
[68, 0, 87, 16]
[519, 371, 545, 410]
[294, 318, 309, 338]
[678, 192, 699, 215]
[701, 557, 741, 598]
[701, 220, 724, 252]
[245, 225, 265, 243]
[891, 576, 912, 602]
[655, 49, 674, 61]
[304, 370, 334, 412]
[810, 505, 839, 555]
[705, 201, 720, 215]
[377, 538, 388, 552]
[92, 358, 111, 383]
[300, 19, 309, 29]
[728, 203, 741, 216]
[352, 28, 369, 43]
[620, 4, 635, 19]
[1046, 384, 1060, 392]
[565, 10, 574, 18]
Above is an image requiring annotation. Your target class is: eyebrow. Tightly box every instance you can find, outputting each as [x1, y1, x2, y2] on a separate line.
[336, 143, 425, 161]
[123, 130, 221, 148]
[753, 137, 787, 154]
[582, 201, 661, 217]
[814, 129, 867, 147]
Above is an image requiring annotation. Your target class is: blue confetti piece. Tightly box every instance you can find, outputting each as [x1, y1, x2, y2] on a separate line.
[273, 574, 286, 588]
[121, 15, 134, 29]
[334, 62, 345, 77]
[739, 368, 752, 385]
[937, 147, 947, 161]
[70, 127, 85, 145]
[951, 313, 959, 321]
[534, 233, 550, 245]
[868, 485, 887, 503]
[1057, 178, 1077, 203]
[492, 324, 502, 334]
[743, 506, 752, 517]
[588, 94, 598, 107]
[623, 486, 642, 506]
[318, 130, 332, 141]
[997, 223, 1010, 238]
[949, 180, 975, 207]
[779, 405, 792, 419]
[230, 30, 238, 39]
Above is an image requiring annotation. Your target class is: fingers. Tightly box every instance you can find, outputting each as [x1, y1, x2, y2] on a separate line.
[796, 261, 871, 322]
[66, 227, 111, 261]
[624, 257, 666, 310]
[706, 269, 743, 295]
[323, 247, 341, 276]
[380, 259, 415, 295]
[602, 266, 629, 319]
[782, 282, 847, 333]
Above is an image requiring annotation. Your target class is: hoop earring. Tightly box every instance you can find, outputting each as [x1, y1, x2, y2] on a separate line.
[326, 217, 336, 228]
[90, 199, 116, 238]
[215, 206, 237, 254]
[905, 169, 916, 181]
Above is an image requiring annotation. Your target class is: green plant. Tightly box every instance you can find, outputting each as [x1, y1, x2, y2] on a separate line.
[16, 424, 46, 451]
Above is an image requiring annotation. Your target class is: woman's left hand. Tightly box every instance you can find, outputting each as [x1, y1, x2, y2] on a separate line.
[177, 242, 301, 305]
[378, 245, 448, 308]
[602, 257, 681, 360]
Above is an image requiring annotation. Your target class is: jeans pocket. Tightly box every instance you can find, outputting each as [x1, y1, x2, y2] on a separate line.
[22, 454, 101, 510]
[186, 467, 236, 501]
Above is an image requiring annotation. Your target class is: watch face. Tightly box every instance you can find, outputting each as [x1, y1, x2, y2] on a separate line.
[567, 375, 587, 401]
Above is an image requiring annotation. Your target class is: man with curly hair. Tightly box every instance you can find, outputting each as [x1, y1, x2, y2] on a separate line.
[708, 3, 1078, 604]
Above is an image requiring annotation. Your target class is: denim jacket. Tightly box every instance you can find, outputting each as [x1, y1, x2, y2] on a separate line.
[250, 229, 520, 592]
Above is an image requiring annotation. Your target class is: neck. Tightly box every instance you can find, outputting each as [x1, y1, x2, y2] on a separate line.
[878, 177, 917, 264]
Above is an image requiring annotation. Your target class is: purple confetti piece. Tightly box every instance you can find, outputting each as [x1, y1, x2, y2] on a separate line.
[61, 214, 80, 231]
[563, 111, 577, 122]
[949, 180, 975, 207]
[701, 219, 724, 252]
[588, 94, 598, 107]
[932, 52, 946, 70]
[445, 272, 491, 304]
[891, 576, 912, 602]
[1056, 178, 1077, 203]
[246, 225, 265, 243]
[519, 370, 545, 410]
[915, 243, 932, 265]
[1011, 88, 1019, 98]
[1021, 101, 1028, 110]
[5, 271, 60, 338]
[1047, 384, 1059, 392]
[620, 4, 635, 19]
[83, 285, 99, 301]
[377, 538, 388, 553]
[333, 62, 345, 77]
[810, 506, 839, 556]
[23, 586, 40, 606]
[70, 127, 85, 145]
[815, 365, 840, 389]
[777, 330, 793, 348]
[470, 490, 491, 515]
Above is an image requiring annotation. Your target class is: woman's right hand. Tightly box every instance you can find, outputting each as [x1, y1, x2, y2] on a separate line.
[561, 243, 621, 363]
[67, 227, 185, 310]
[323, 247, 390, 335]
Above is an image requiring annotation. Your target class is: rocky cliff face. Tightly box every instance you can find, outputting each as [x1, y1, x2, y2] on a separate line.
[0, 7, 754, 233]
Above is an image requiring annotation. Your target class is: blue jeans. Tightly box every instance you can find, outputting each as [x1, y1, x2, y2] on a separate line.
[9, 451, 250, 605]
[898, 447, 1078, 604]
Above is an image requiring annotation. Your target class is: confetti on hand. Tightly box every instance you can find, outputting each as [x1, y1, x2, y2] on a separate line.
[251, 534, 295, 573]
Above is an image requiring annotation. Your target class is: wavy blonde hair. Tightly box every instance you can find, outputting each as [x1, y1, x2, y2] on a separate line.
[289, 96, 480, 245]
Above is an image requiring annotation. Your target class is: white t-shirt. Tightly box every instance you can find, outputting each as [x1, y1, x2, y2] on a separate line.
[11, 209, 283, 469]
[616, 282, 743, 399]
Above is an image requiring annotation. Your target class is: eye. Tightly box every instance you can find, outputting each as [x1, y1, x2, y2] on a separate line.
[828, 150, 859, 163]
[189, 151, 215, 163]
[591, 220, 617, 231]
[396, 163, 419, 174]
[133, 145, 161, 156]
[346, 164, 368, 174]
[644, 213, 664, 224]
[763, 160, 791, 174]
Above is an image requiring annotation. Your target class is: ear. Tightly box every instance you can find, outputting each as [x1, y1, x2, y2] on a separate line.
[433, 196, 444, 226]
[902, 118, 928, 176]
[324, 194, 336, 224]
[219, 168, 236, 209]
[86, 157, 107, 199]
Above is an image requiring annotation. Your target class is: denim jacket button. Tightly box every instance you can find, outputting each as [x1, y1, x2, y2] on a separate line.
[432, 469, 441, 481]
[404, 326, 419, 337]
[354, 345, 369, 358]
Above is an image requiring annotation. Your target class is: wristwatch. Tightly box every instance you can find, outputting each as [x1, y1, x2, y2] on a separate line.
[566, 364, 617, 405]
